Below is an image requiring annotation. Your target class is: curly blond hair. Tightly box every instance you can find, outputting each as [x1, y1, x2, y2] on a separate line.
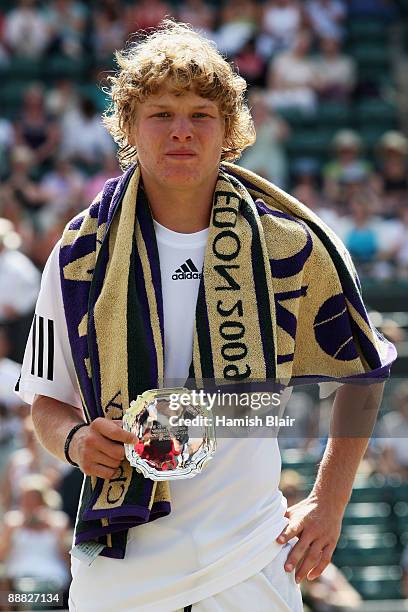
[103, 20, 255, 169]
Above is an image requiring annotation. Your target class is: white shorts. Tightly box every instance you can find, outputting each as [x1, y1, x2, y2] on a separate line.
[175, 541, 303, 612]
[69, 540, 302, 612]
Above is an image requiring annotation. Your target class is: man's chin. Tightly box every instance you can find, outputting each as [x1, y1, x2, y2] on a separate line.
[161, 170, 202, 188]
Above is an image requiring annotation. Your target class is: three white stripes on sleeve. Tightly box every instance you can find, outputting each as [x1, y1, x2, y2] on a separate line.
[30, 314, 54, 381]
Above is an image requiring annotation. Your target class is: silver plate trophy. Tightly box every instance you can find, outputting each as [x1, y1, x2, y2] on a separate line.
[123, 388, 216, 481]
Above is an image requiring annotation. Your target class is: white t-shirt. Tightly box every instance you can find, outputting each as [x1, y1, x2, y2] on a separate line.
[17, 222, 293, 611]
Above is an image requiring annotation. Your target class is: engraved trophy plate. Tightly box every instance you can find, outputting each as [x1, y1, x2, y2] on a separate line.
[123, 388, 216, 480]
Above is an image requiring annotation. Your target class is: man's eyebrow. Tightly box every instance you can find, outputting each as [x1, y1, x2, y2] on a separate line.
[146, 103, 218, 110]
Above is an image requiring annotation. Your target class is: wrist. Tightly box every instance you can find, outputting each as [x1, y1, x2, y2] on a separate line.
[308, 487, 349, 514]
[64, 423, 88, 467]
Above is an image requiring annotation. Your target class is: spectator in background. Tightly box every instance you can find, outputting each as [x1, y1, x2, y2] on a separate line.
[314, 36, 356, 102]
[0, 474, 70, 595]
[40, 154, 85, 220]
[0, 402, 21, 484]
[239, 91, 289, 187]
[380, 205, 408, 279]
[14, 83, 60, 170]
[339, 192, 385, 278]
[177, 0, 216, 35]
[291, 158, 340, 229]
[234, 37, 267, 89]
[56, 464, 83, 529]
[0, 218, 40, 362]
[0, 116, 14, 180]
[215, 0, 259, 57]
[28, 216, 67, 271]
[60, 95, 115, 171]
[0, 328, 23, 415]
[323, 130, 372, 205]
[0, 10, 10, 65]
[125, 0, 173, 33]
[46, 78, 81, 122]
[374, 131, 408, 217]
[1, 146, 46, 232]
[364, 204, 408, 279]
[305, 0, 347, 40]
[3, 0, 50, 58]
[338, 170, 384, 242]
[258, 0, 304, 59]
[92, 0, 126, 62]
[43, 0, 88, 59]
[0, 329, 25, 469]
[1, 415, 61, 512]
[377, 382, 408, 478]
[83, 153, 120, 203]
[292, 158, 322, 205]
[394, 208, 408, 279]
[266, 30, 319, 114]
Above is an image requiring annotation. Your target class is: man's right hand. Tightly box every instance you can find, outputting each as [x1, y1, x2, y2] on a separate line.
[69, 418, 138, 479]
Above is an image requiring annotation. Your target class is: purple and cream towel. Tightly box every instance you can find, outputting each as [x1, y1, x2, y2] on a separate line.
[59, 162, 397, 558]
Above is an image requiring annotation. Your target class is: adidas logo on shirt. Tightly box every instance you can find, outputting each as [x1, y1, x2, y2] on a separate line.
[172, 258, 203, 280]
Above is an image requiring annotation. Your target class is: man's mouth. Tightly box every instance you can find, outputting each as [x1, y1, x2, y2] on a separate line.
[165, 150, 197, 159]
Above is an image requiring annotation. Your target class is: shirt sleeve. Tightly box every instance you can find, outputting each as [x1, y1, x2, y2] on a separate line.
[15, 240, 82, 409]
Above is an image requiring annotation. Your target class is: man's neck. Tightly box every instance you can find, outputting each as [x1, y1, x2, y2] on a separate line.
[141, 173, 217, 233]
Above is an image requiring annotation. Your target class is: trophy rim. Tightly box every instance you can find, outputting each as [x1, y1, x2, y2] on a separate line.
[123, 387, 216, 481]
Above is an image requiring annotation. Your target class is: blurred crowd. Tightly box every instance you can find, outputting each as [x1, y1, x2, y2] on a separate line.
[0, 1, 407, 289]
[0, 0, 407, 608]
[278, 380, 408, 608]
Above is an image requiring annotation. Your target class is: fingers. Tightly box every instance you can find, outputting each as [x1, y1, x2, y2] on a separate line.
[284, 539, 335, 583]
[89, 463, 120, 480]
[275, 496, 341, 584]
[91, 417, 138, 445]
[293, 541, 323, 584]
[80, 446, 122, 477]
[284, 533, 313, 574]
[92, 432, 126, 462]
[74, 418, 138, 477]
[92, 449, 123, 470]
[276, 519, 302, 545]
[307, 545, 334, 581]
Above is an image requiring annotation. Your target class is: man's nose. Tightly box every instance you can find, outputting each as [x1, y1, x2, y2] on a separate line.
[170, 117, 193, 141]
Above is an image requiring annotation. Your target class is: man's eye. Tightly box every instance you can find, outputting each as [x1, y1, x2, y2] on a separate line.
[154, 112, 171, 118]
[193, 113, 209, 118]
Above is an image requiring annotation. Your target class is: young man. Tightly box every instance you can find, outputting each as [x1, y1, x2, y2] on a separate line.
[16, 21, 396, 612]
